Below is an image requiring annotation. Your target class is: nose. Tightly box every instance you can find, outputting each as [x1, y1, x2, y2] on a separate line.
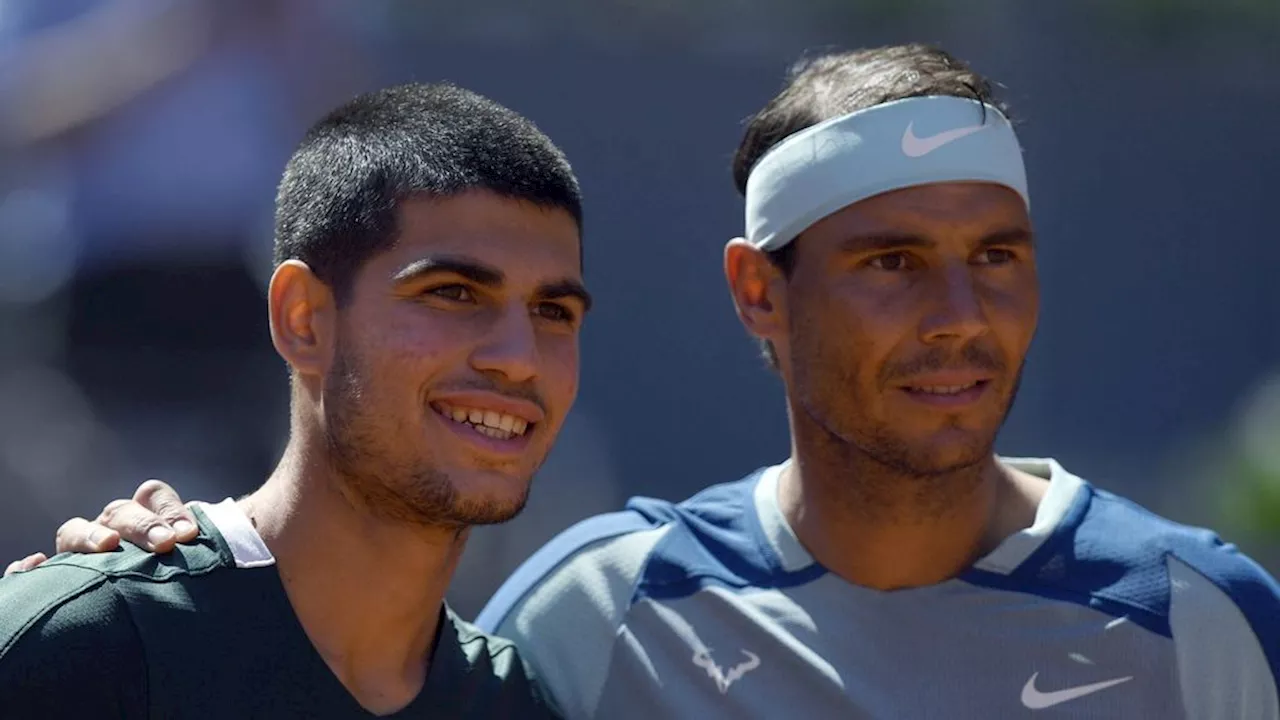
[469, 302, 539, 383]
[919, 264, 990, 345]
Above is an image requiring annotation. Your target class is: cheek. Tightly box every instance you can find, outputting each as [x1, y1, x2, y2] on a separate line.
[372, 310, 479, 384]
[984, 280, 1040, 350]
[797, 281, 901, 361]
[537, 333, 580, 408]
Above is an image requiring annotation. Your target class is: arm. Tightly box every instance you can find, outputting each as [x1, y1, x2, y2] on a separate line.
[0, 564, 149, 715]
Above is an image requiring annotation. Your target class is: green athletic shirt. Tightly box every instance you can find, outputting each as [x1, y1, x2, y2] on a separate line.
[0, 498, 558, 719]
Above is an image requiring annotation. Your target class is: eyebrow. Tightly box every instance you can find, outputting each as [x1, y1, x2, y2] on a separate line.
[392, 255, 593, 313]
[978, 227, 1036, 248]
[393, 256, 504, 286]
[839, 227, 1035, 254]
[537, 279, 593, 313]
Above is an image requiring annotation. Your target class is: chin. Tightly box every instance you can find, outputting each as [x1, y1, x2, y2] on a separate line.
[908, 431, 996, 474]
[439, 470, 533, 526]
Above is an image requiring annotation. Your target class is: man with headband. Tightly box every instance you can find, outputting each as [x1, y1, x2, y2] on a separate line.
[479, 43, 1279, 718]
[12, 44, 1280, 718]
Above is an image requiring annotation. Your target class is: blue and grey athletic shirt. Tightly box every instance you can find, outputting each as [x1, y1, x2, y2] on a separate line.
[477, 458, 1280, 719]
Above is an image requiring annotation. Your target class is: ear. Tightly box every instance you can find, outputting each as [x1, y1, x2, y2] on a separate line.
[724, 238, 788, 349]
[268, 260, 336, 379]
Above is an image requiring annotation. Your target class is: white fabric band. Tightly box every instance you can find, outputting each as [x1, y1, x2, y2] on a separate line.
[743, 95, 1030, 251]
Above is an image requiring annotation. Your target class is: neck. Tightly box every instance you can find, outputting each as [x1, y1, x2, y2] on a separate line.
[241, 432, 466, 715]
[778, 410, 1045, 591]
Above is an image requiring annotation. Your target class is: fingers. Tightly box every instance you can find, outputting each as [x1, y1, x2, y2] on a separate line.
[3, 553, 48, 577]
[55, 517, 121, 554]
[132, 479, 198, 542]
[95, 499, 178, 553]
[47, 479, 196, 559]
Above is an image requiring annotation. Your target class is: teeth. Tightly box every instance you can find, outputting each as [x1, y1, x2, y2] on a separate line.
[474, 425, 512, 440]
[434, 402, 532, 438]
[912, 382, 978, 395]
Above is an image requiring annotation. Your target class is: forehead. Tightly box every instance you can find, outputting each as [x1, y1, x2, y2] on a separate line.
[375, 191, 582, 283]
[806, 182, 1030, 240]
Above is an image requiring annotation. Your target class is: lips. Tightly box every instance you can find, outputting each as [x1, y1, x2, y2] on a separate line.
[427, 391, 544, 448]
[895, 372, 994, 407]
[902, 380, 987, 396]
[432, 401, 529, 440]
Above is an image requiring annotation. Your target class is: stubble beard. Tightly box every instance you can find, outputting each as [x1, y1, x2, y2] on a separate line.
[322, 347, 528, 530]
[792, 355, 1024, 523]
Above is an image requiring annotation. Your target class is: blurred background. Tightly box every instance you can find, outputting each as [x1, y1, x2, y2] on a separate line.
[0, 0, 1277, 618]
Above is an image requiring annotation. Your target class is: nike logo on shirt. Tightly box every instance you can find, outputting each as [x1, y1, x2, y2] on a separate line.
[1020, 672, 1134, 709]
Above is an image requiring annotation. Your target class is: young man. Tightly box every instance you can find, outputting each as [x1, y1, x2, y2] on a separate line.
[16, 44, 1280, 718]
[0, 83, 590, 718]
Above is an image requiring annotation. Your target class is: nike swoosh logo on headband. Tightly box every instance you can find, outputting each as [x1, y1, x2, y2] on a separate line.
[900, 121, 988, 157]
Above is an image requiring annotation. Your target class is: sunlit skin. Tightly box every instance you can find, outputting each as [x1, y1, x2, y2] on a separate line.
[238, 189, 587, 713]
[726, 182, 1047, 591]
[308, 193, 589, 529]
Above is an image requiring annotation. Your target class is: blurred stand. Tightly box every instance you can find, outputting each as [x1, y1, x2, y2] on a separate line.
[0, 0, 371, 554]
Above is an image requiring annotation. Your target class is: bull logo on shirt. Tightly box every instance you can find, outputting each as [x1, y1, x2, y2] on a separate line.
[692, 647, 761, 694]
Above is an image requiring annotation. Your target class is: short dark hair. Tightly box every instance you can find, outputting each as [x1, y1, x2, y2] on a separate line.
[731, 44, 1010, 369]
[273, 83, 583, 305]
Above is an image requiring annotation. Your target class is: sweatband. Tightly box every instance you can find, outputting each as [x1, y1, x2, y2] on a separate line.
[742, 95, 1029, 251]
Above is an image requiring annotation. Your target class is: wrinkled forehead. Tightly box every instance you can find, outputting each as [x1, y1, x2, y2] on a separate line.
[798, 181, 1033, 252]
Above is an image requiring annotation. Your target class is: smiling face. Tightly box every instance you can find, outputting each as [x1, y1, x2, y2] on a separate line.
[313, 190, 587, 527]
[729, 182, 1038, 477]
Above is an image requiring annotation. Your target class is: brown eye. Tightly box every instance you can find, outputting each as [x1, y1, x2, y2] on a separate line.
[534, 302, 575, 324]
[868, 253, 910, 271]
[978, 248, 1016, 265]
[427, 284, 474, 302]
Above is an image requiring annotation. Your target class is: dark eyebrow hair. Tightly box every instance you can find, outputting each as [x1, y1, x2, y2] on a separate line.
[538, 279, 593, 313]
[392, 254, 592, 313]
[839, 232, 935, 254]
[392, 255, 505, 286]
[978, 227, 1036, 248]
[839, 227, 1035, 254]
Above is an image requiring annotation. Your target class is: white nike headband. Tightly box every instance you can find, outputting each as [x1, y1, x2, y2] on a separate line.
[741, 95, 1030, 251]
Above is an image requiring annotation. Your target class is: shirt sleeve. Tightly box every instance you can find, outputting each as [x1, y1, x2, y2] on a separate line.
[475, 511, 669, 720]
[0, 562, 149, 716]
[1168, 553, 1280, 719]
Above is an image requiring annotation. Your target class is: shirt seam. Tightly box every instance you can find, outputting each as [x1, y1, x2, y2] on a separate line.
[0, 566, 108, 656]
[589, 525, 668, 718]
[101, 579, 152, 719]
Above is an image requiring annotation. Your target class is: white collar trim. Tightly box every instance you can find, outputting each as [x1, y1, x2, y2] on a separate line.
[752, 457, 1086, 576]
[194, 498, 275, 569]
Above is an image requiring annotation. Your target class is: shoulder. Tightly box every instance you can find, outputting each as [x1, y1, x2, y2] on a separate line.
[1, 523, 232, 661]
[1078, 486, 1279, 634]
[473, 469, 769, 717]
[0, 558, 124, 656]
[0, 559, 149, 712]
[476, 470, 766, 635]
[1086, 487, 1280, 709]
[475, 510, 670, 646]
[991, 478, 1280, 680]
[1, 531, 227, 645]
